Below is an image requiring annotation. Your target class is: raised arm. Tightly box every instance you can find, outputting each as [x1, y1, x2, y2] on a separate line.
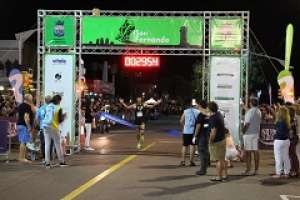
[144, 99, 162, 109]
[119, 99, 135, 110]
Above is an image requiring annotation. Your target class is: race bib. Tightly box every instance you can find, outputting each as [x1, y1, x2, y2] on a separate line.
[137, 111, 143, 117]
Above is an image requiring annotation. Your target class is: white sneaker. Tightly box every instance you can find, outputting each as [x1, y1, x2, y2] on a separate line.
[84, 147, 95, 151]
[137, 143, 142, 150]
[59, 162, 69, 167]
[45, 164, 51, 169]
[26, 143, 36, 151]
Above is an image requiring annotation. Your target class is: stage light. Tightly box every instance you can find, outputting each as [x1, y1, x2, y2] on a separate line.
[92, 8, 100, 16]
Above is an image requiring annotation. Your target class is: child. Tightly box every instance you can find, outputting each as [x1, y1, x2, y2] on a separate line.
[225, 129, 240, 168]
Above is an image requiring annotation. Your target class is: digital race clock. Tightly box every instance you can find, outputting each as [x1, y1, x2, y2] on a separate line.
[123, 55, 160, 68]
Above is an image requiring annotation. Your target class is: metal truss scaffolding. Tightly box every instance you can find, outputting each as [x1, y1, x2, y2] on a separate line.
[37, 10, 249, 153]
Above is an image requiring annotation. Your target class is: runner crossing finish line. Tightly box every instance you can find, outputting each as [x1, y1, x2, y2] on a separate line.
[119, 97, 162, 150]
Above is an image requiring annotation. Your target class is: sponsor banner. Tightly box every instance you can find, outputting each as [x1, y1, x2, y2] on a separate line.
[44, 54, 75, 144]
[210, 56, 241, 144]
[0, 120, 9, 153]
[259, 123, 276, 146]
[210, 18, 242, 49]
[44, 16, 75, 47]
[82, 16, 203, 47]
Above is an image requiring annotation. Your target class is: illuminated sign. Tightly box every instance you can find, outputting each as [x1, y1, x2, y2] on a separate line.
[82, 16, 203, 47]
[123, 56, 160, 68]
[44, 16, 75, 47]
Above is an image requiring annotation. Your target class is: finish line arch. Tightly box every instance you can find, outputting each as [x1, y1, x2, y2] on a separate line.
[37, 10, 249, 153]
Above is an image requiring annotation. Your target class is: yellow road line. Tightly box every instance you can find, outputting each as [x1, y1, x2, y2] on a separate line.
[62, 142, 156, 200]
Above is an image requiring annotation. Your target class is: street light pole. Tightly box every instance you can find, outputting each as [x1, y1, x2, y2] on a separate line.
[17, 37, 23, 65]
[250, 52, 294, 69]
[15, 29, 37, 65]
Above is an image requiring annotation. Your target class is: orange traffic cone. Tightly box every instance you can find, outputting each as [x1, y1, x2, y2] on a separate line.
[80, 125, 85, 150]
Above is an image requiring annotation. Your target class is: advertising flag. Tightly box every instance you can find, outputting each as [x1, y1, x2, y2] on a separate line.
[8, 69, 23, 105]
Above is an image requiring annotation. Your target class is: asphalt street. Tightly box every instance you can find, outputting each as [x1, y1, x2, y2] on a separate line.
[1, 116, 300, 200]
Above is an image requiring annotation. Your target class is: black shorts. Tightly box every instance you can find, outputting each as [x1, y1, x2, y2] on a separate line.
[183, 134, 195, 146]
[135, 117, 145, 126]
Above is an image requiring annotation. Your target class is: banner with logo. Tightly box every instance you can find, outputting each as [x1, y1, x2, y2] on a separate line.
[44, 16, 75, 47]
[82, 16, 203, 47]
[210, 18, 242, 49]
[210, 56, 241, 144]
[259, 122, 276, 147]
[44, 54, 75, 144]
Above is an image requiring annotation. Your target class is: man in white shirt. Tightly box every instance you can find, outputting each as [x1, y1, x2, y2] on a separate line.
[242, 98, 262, 176]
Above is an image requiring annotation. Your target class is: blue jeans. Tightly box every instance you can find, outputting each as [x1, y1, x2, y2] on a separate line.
[17, 125, 31, 144]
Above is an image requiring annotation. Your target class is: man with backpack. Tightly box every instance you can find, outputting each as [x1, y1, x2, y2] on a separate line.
[179, 99, 200, 166]
[42, 95, 67, 168]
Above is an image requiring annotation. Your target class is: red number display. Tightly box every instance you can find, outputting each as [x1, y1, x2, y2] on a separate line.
[123, 56, 160, 68]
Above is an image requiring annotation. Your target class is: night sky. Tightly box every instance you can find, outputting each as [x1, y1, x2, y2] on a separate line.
[1, 0, 299, 96]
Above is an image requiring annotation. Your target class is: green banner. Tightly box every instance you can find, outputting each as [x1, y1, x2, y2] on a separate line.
[44, 16, 75, 47]
[210, 18, 242, 49]
[82, 16, 203, 47]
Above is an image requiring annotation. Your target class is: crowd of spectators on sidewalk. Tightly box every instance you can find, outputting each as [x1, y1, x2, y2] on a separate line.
[0, 87, 300, 181]
[178, 97, 300, 181]
[0, 92, 17, 118]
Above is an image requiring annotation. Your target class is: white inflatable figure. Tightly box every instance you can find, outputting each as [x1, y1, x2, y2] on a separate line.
[8, 69, 23, 105]
[277, 24, 295, 103]
[278, 70, 295, 103]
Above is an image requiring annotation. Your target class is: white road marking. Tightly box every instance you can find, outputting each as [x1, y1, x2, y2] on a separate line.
[280, 195, 300, 200]
[159, 140, 180, 144]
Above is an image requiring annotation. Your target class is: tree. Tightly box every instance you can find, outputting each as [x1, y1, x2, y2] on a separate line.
[191, 59, 202, 99]
[248, 54, 269, 93]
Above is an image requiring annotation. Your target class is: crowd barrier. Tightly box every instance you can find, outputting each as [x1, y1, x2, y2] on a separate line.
[259, 122, 276, 149]
[0, 117, 16, 161]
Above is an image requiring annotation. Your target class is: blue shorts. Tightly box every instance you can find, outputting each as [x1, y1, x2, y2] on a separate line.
[17, 125, 31, 144]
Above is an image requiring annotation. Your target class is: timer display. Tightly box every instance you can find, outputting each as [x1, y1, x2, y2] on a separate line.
[123, 56, 160, 68]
